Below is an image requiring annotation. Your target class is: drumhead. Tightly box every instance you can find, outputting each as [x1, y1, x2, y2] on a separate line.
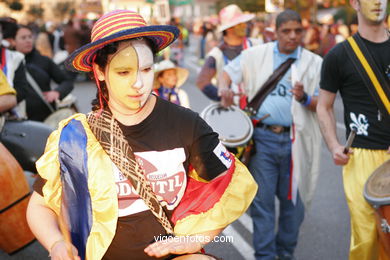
[364, 159, 390, 206]
[200, 103, 253, 148]
[44, 108, 76, 129]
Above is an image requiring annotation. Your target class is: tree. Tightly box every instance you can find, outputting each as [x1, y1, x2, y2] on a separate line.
[27, 4, 44, 19]
[5, 0, 23, 11]
[53, 2, 75, 21]
[216, 0, 265, 13]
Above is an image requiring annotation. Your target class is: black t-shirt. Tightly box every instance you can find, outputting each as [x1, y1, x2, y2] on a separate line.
[320, 34, 390, 149]
[34, 97, 230, 259]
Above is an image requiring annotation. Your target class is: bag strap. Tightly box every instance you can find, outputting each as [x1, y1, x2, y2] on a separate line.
[343, 33, 390, 116]
[87, 110, 174, 234]
[25, 71, 55, 113]
[245, 57, 296, 116]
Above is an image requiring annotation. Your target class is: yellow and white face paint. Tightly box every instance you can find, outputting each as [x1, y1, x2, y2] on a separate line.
[359, 0, 388, 23]
[232, 23, 247, 38]
[99, 39, 154, 113]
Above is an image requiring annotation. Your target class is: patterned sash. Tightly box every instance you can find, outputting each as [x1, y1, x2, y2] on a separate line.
[87, 109, 173, 234]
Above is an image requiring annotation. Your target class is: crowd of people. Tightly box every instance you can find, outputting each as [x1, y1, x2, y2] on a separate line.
[0, 0, 389, 260]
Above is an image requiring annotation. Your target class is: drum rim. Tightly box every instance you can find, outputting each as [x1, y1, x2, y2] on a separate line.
[363, 160, 390, 206]
[200, 103, 253, 147]
[363, 188, 390, 206]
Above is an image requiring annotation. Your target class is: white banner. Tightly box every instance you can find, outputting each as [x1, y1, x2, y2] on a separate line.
[265, 0, 284, 13]
[154, 0, 171, 24]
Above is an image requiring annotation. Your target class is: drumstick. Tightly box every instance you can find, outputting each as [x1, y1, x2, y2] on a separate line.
[258, 113, 271, 121]
[58, 216, 74, 257]
[343, 129, 356, 154]
[59, 199, 76, 259]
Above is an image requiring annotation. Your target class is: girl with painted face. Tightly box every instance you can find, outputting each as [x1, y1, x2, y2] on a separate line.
[92, 39, 157, 125]
[26, 10, 257, 260]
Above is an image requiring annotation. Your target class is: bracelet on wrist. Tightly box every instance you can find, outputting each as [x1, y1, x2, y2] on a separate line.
[298, 92, 308, 104]
[49, 239, 64, 256]
[303, 95, 311, 107]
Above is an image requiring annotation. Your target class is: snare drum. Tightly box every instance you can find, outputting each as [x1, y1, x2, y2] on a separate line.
[44, 107, 76, 129]
[364, 159, 390, 256]
[200, 104, 253, 148]
[0, 119, 53, 173]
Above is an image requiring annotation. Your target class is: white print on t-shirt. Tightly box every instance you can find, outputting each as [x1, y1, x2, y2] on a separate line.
[113, 148, 187, 217]
[213, 142, 232, 169]
[349, 112, 369, 136]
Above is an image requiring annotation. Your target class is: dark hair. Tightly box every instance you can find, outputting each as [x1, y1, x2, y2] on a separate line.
[276, 9, 302, 30]
[0, 19, 18, 39]
[16, 24, 33, 34]
[91, 37, 158, 111]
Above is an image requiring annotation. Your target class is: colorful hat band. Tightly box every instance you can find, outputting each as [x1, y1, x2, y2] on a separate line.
[65, 10, 179, 72]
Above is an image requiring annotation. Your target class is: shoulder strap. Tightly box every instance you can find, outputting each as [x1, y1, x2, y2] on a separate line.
[26, 71, 55, 113]
[245, 57, 296, 116]
[343, 34, 390, 115]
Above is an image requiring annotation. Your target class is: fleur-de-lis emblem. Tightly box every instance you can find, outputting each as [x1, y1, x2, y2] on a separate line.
[349, 112, 369, 136]
[385, 64, 390, 79]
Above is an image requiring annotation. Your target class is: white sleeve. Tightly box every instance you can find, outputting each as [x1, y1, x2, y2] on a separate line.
[224, 54, 243, 85]
[178, 89, 190, 109]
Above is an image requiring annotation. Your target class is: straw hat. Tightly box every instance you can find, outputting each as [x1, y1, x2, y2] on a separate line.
[153, 60, 189, 89]
[65, 10, 179, 72]
[218, 4, 254, 32]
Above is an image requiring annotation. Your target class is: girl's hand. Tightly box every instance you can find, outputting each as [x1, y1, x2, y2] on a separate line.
[50, 240, 81, 260]
[144, 235, 208, 258]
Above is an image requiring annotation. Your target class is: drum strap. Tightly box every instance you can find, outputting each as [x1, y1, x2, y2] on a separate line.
[343, 33, 390, 116]
[87, 109, 174, 235]
[25, 71, 55, 113]
[245, 57, 296, 117]
[0, 115, 4, 133]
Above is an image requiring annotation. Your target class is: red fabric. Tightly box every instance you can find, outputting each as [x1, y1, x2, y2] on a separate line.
[171, 155, 236, 224]
[239, 95, 247, 110]
[1, 48, 6, 71]
[288, 124, 296, 200]
[288, 155, 293, 200]
[238, 38, 250, 110]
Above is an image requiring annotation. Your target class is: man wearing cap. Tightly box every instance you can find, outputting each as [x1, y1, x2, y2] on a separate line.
[196, 4, 262, 103]
[154, 59, 190, 108]
[26, 10, 257, 260]
[219, 10, 322, 260]
[317, 0, 390, 259]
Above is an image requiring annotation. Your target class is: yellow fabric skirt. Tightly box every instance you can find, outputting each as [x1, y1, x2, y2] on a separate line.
[343, 148, 390, 260]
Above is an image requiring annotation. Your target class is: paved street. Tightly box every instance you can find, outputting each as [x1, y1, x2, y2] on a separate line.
[0, 35, 351, 260]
